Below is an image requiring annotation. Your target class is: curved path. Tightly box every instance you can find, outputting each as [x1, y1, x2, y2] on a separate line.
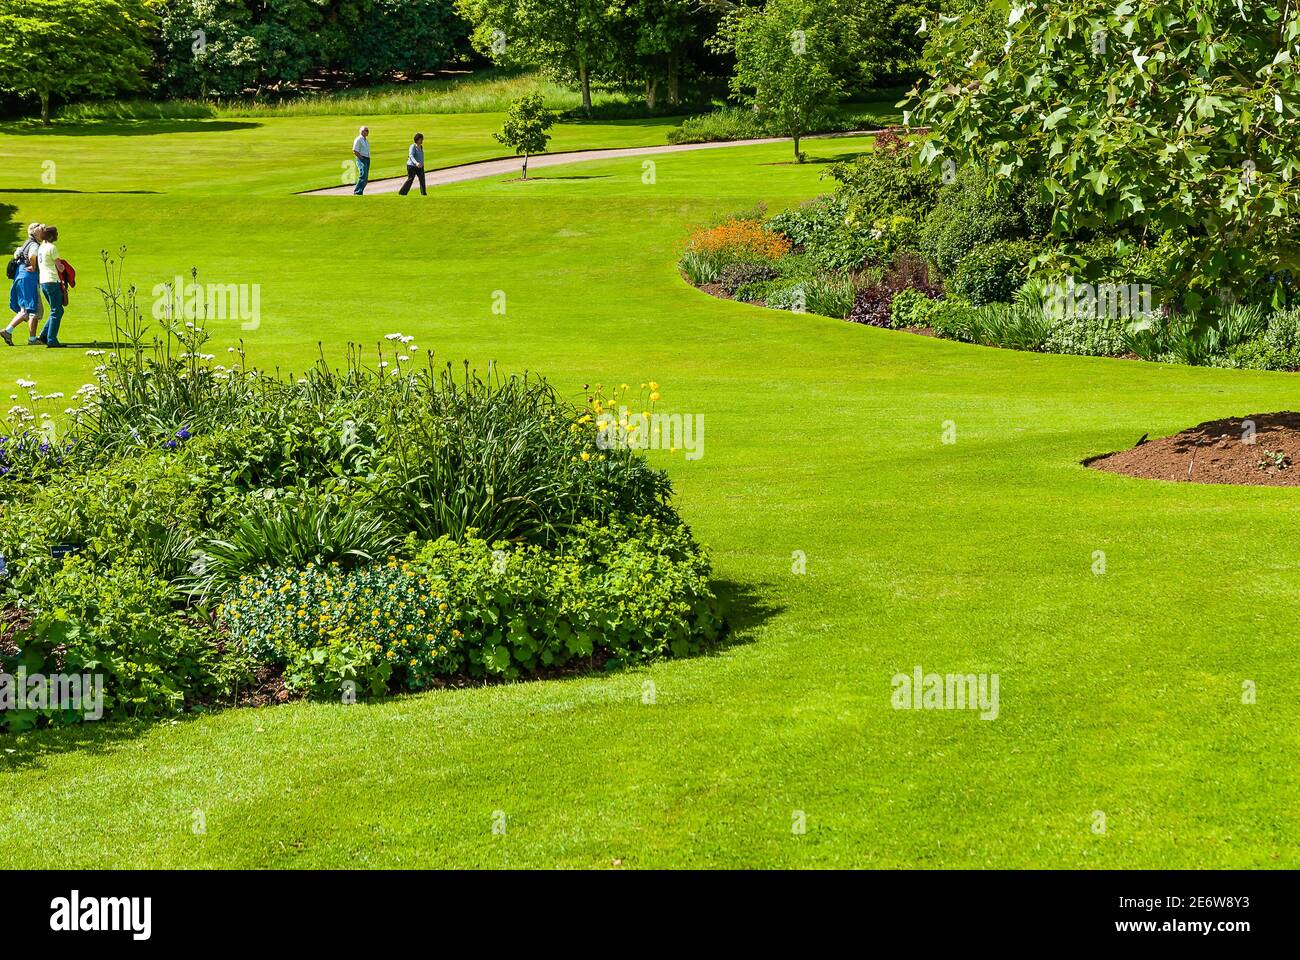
[302, 130, 881, 195]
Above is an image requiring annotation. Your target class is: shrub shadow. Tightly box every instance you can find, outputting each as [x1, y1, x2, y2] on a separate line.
[0, 716, 189, 773]
[710, 578, 782, 653]
[0, 120, 261, 137]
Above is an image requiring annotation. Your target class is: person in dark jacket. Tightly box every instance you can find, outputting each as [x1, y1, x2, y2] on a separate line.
[398, 133, 427, 196]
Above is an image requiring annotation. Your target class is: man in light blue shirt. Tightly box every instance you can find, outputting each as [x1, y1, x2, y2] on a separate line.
[352, 126, 370, 195]
[398, 133, 427, 196]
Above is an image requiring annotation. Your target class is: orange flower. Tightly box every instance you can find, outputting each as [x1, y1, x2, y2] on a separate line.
[685, 219, 791, 262]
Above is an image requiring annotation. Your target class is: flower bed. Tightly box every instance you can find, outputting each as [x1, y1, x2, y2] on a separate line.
[678, 129, 1300, 370]
[0, 274, 725, 731]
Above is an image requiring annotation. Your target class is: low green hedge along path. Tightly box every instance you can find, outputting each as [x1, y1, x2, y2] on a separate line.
[1, 114, 1298, 868]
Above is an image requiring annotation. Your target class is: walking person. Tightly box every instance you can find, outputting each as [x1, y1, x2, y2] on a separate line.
[2, 223, 45, 346]
[352, 125, 371, 195]
[398, 133, 427, 196]
[35, 225, 65, 348]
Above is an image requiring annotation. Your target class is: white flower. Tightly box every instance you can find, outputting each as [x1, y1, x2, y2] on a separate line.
[15, 379, 34, 389]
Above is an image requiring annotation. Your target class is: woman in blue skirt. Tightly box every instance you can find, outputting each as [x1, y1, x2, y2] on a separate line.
[2, 223, 45, 346]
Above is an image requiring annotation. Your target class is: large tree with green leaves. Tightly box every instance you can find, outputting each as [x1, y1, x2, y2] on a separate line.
[456, 0, 620, 111]
[716, 0, 843, 161]
[909, 0, 1300, 313]
[0, 0, 156, 121]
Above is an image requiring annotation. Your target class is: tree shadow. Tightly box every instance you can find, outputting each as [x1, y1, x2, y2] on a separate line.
[0, 188, 160, 195]
[761, 151, 866, 167]
[0, 202, 19, 252]
[557, 115, 692, 128]
[0, 119, 261, 137]
[508, 175, 611, 183]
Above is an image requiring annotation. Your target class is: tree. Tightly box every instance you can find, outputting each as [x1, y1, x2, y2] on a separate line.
[495, 92, 557, 178]
[612, 0, 719, 109]
[330, 0, 466, 83]
[156, 0, 260, 98]
[456, 0, 620, 111]
[910, 0, 1300, 314]
[718, 0, 843, 162]
[0, 0, 156, 122]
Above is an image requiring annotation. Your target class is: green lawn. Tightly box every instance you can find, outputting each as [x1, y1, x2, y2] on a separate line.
[1, 114, 1298, 868]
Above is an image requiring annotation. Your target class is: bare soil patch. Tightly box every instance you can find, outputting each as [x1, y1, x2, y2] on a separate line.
[1087, 412, 1300, 485]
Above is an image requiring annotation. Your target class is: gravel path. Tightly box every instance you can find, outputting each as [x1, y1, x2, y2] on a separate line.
[302, 131, 881, 196]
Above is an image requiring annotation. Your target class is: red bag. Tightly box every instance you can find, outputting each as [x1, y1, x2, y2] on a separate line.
[57, 258, 75, 305]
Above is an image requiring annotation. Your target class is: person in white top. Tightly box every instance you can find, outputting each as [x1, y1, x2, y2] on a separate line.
[35, 225, 64, 348]
[352, 126, 371, 195]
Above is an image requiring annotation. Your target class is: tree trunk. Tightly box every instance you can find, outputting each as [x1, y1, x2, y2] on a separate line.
[579, 61, 591, 112]
[645, 76, 657, 111]
[667, 55, 680, 106]
[522, 152, 529, 180]
[39, 90, 50, 124]
[793, 133, 802, 162]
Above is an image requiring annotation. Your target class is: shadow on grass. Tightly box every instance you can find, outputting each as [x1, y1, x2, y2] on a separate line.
[0, 579, 779, 768]
[762, 151, 866, 167]
[0, 716, 194, 773]
[0, 202, 19, 252]
[711, 578, 782, 654]
[0, 189, 160, 195]
[0, 120, 261, 137]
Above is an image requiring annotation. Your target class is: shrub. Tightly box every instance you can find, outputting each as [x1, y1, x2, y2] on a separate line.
[717, 261, 780, 297]
[764, 273, 857, 317]
[919, 166, 1050, 275]
[415, 516, 725, 678]
[967, 302, 1052, 351]
[927, 297, 980, 342]
[220, 559, 455, 698]
[947, 240, 1042, 305]
[679, 218, 793, 287]
[667, 107, 769, 144]
[767, 195, 845, 247]
[0, 449, 222, 595]
[847, 252, 942, 326]
[5, 556, 224, 727]
[1042, 312, 1128, 357]
[187, 489, 401, 602]
[888, 287, 941, 329]
[829, 136, 941, 223]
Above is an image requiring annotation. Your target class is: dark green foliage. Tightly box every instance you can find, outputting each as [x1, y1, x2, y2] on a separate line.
[919, 166, 1051, 276]
[948, 240, 1043, 305]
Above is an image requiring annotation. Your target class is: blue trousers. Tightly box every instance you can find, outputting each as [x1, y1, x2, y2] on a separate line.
[39, 282, 64, 345]
[354, 156, 370, 195]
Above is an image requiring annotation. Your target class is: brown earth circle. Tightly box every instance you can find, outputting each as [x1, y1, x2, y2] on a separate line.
[1087, 412, 1300, 485]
